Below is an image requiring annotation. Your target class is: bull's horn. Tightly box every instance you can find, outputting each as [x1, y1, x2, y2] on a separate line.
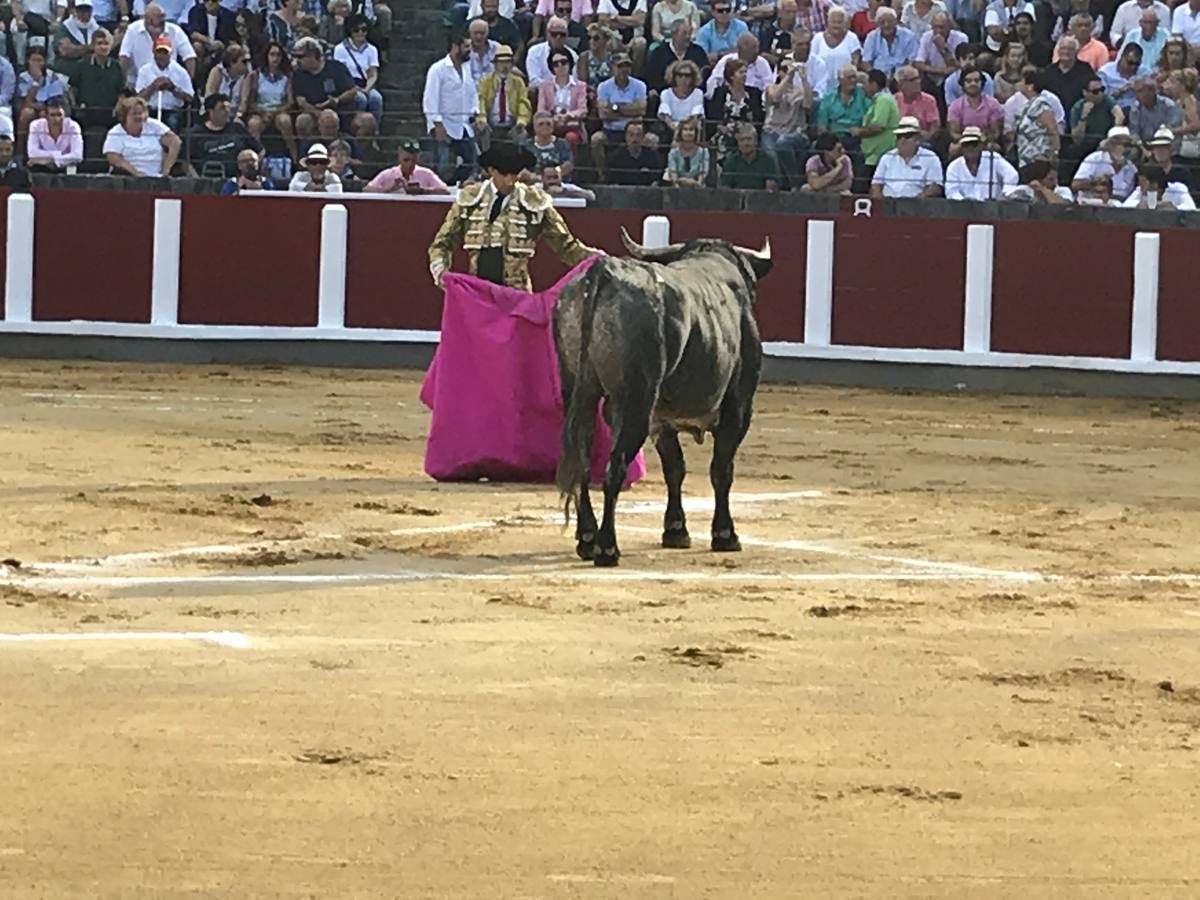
[619, 226, 644, 256]
[620, 226, 684, 259]
[742, 237, 771, 260]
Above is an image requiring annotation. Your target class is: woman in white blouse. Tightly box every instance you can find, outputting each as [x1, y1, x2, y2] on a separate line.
[103, 96, 182, 177]
[657, 59, 704, 130]
[811, 6, 861, 90]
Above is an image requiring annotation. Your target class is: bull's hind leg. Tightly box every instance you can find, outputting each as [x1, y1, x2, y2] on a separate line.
[709, 402, 753, 553]
[655, 426, 690, 549]
[561, 367, 599, 561]
[594, 404, 652, 568]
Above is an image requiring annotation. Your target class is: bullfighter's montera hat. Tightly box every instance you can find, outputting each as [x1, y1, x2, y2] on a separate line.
[478, 143, 537, 174]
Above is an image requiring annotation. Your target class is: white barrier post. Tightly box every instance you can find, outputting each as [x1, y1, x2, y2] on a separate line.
[642, 214, 670, 248]
[4, 193, 35, 323]
[150, 198, 182, 326]
[803, 219, 834, 346]
[1130, 232, 1160, 363]
[962, 223, 995, 354]
[318, 203, 348, 330]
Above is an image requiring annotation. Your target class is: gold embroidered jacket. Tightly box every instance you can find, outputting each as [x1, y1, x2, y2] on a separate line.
[428, 180, 598, 291]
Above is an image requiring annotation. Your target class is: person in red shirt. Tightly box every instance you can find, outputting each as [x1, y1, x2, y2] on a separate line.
[851, 0, 884, 41]
[894, 63, 944, 152]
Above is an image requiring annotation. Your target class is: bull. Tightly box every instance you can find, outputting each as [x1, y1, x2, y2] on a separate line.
[554, 229, 773, 566]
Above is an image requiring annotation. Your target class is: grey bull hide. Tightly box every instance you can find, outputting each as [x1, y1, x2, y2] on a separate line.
[554, 228, 774, 566]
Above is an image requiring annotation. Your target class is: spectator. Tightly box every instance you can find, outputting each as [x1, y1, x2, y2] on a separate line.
[334, 14, 383, 127]
[422, 32, 478, 183]
[944, 0, 982, 43]
[245, 40, 298, 163]
[103, 95, 182, 176]
[477, 43, 532, 151]
[1154, 35, 1192, 92]
[606, 119, 661, 184]
[663, 117, 709, 186]
[650, 0, 701, 44]
[803, 131, 853, 191]
[815, 63, 867, 152]
[851, 0, 884, 41]
[1002, 158, 1073, 202]
[523, 110, 574, 176]
[537, 0, 589, 48]
[16, 47, 68, 146]
[894, 65, 941, 145]
[535, 47, 586, 149]
[265, 0, 302, 50]
[288, 141, 341, 191]
[761, 53, 812, 188]
[657, 59, 705, 130]
[0, 135, 31, 190]
[27, 95, 84, 171]
[51, 0, 101, 79]
[648, 18, 710, 92]
[1144, 126, 1193, 190]
[595, 0, 648, 75]
[1127, 74, 1181, 145]
[328, 138, 361, 188]
[465, 17, 498, 81]
[757, 0, 800, 61]
[301, 107, 362, 158]
[186, 0, 237, 73]
[1011, 68, 1061, 166]
[706, 56, 763, 159]
[947, 64, 1003, 154]
[233, 9, 264, 62]
[992, 40, 1028, 102]
[218, 147, 276, 192]
[912, 11, 965, 93]
[696, 1, 749, 66]
[1009, 11, 1050, 67]
[861, 8, 917, 76]
[1119, 8, 1167, 76]
[720, 121, 780, 189]
[945, 125, 1017, 198]
[187, 92, 260, 177]
[1123, 162, 1196, 209]
[589, 51, 646, 179]
[1072, 125, 1135, 201]
[787, 30, 829, 102]
[204, 43, 251, 118]
[319, 0, 352, 47]
[526, 17, 577, 87]
[1051, 15, 1107, 72]
[793, 0, 832, 36]
[478, 0, 522, 53]
[294, 36, 376, 147]
[541, 162, 595, 199]
[856, 67, 899, 172]
[811, 7, 861, 82]
[707, 32, 774, 98]
[1163, 73, 1200, 160]
[901, 0, 949, 38]
[943, 43, 993, 108]
[135, 34, 194, 133]
[84, 0, 128, 35]
[576, 24, 616, 88]
[69, 29, 123, 138]
[1043, 36, 1095, 114]
[1068, 75, 1121, 160]
[870, 115, 943, 196]
[364, 139, 450, 194]
[1109, 0, 1169, 46]
[120, 2, 196, 89]
[983, 0, 1035, 54]
[1098, 41, 1141, 111]
[1170, 0, 1200, 48]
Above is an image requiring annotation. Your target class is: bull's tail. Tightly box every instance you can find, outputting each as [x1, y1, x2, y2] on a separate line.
[556, 261, 605, 526]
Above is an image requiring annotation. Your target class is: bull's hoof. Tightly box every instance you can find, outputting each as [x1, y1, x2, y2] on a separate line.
[662, 529, 692, 549]
[593, 545, 620, 567]
[711, 530, 742, 553]
[575, 533, 596, 561]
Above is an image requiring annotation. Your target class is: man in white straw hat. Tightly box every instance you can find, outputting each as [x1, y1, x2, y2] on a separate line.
[1071, 123, 1135, 202]
[945, 124, 1018, 199]
[288, 143, 342, 192]
[870, 115, 944, 198]
[1144, 125, 1193, 191]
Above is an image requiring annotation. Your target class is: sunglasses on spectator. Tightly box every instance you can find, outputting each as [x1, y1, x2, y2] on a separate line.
[552, 58, 570, 65]
[1086, 85, 1104, 93]
[713, 5, 731, 11]
[549, 29, 567, 35]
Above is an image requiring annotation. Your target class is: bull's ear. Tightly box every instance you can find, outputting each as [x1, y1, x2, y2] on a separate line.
[740, 237, 773, 280]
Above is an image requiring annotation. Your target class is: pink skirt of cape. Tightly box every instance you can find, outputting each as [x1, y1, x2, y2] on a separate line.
[419, 257, 646, 485]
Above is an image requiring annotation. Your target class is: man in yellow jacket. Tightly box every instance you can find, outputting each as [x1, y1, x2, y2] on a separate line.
[475, 45, 532, 153]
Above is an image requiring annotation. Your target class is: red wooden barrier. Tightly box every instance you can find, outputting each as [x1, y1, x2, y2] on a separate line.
[831, 216, 965, 350]
[1155, 229, 1200, 363]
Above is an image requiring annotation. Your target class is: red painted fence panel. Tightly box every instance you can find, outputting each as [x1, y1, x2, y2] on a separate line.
[1155, 229, 1200, 362]
[345, 200, 446, 331]
[991, 220, 1133, 358]
[32, 189, 153, 323]
[831, 216, 965, 350]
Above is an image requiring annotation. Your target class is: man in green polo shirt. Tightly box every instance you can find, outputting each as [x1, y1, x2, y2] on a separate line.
[70, 29, 124, 125]
[856, 68, 899, 169]
[720, 123, 780, 190]
[815, 63, 869, 150]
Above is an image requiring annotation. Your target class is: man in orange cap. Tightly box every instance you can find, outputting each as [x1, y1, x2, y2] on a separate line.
[134, 33, 194, 131]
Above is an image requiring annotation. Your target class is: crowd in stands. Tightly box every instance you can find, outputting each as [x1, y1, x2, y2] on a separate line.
[0, 0, 392, 191]
[418, 0, 1200, 207]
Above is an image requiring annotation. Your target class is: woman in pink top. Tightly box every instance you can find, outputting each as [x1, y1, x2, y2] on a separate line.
[26, 99, 83, 172]
[946, 65, 1004, 154]
[536, 48, 588, 149]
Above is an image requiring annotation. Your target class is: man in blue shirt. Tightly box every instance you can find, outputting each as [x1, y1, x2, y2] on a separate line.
[862, 8, 919, 76]
[942, 42, 994, 106]
[589, 51, 648, 181]
[695, 1, 748, 65]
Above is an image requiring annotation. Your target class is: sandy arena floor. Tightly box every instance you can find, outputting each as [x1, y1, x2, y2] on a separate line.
[1, 360, 1199, 898]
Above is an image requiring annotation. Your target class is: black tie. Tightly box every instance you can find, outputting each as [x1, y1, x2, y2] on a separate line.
[489, 194, 505, 222]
